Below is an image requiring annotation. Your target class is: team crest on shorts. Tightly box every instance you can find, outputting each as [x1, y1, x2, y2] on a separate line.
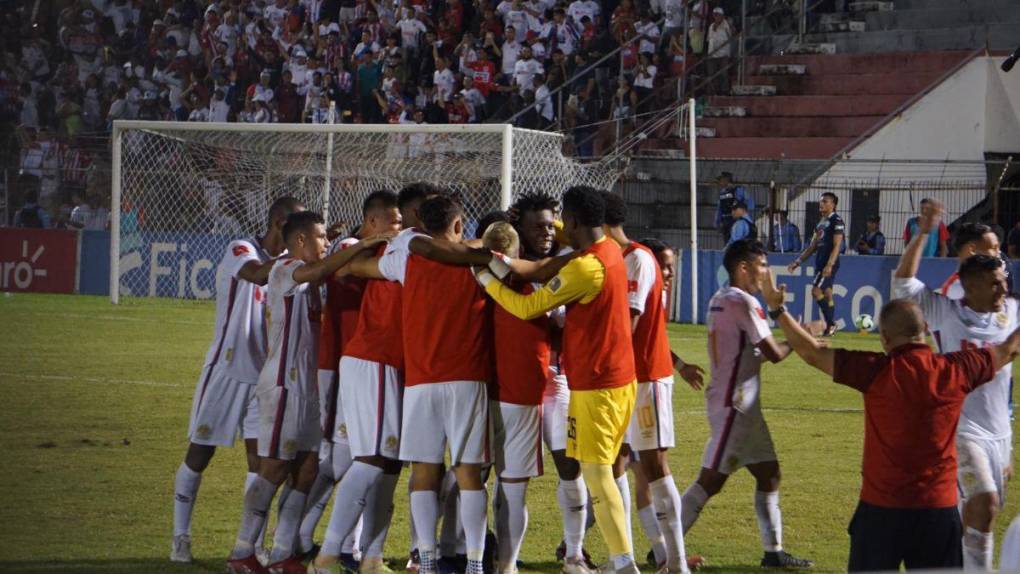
[225, 348, 234, 362]
[195, 424, 212, 439]
[337, 423, 348, 438]
[962, 471, 977, 488]
[290, 368, 298, 381]
[385, 435, 398, 450]
[283, 439, 298, 455]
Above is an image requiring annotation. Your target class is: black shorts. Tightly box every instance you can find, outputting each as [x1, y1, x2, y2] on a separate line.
[812, 267, 838, 291]
[846, 501, 962, 572]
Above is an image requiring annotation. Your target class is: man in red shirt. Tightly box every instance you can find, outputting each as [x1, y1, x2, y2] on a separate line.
[761, 275, 1020, 571]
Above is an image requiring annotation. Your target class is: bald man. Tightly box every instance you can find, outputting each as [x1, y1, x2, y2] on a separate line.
[760, 278, 1020, 572]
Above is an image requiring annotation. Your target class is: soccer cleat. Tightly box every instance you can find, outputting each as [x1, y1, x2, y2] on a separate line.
[555, 542, 595, 569]
[257, 546, 273, 566]
[596, 559, 640, 574]
[170, 534, 192, 563]
[822, 324, 839, 337]
[360, 557, 396, 574]
[268, 556, 309, 574]
[228, 555, 271, 574]
[339, 552, 361, 574]
[406, 550, 421, 573]
[686, 555, 706, 571]
[761, 551, 813, 569]
[562, 556, 597, 574]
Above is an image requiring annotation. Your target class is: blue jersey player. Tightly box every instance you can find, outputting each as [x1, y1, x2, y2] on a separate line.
[787, 193, 845, 336]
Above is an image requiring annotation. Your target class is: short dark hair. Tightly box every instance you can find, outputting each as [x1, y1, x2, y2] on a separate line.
[733, 200, 748, 211]
[601, 191, 627, 226]
[723, 239, 767, 275]
[821, 192, 838, 205]
[511, 191, 559, 215]
[362, 189, 398, 216]
[282, 210, 324, 242]
[958, 254, 1004, 283]
[562, 186, 605, 227]
[953, 222, 993, 252]
[477, 210, 510, 239]
[640, 237, 674, 257]
[268, 196, 304, 226]
[398, 182, 443, 210]
[920, 198, 932, 205]
[867, 215, 881, 223]
[419, 195, 464, 234]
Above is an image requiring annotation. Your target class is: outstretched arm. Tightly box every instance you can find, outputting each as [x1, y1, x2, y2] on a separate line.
[292, 234, 391, 283]
[788, 234, 818, 272]
[476, 254, 602, 320]
[763, 270, 833, 375]
[409, 235, 495, 266]
[237, 259, 277, 286]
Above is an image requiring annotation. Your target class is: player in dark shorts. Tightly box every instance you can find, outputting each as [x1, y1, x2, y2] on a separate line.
[787, 192, 845, 337]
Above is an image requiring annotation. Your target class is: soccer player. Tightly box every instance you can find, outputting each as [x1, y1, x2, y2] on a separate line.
[787, 192, 844, 337]
[301, 190, 404, 564]
[602, 192, 703, 574]
[226, 212, 389, 574]
[940, 222, 1001, 299]
[171, 196, 303, 563]
[679, 239, 812, 569]
[893, 205, 1015, 570]
[476, 186, 640, 574]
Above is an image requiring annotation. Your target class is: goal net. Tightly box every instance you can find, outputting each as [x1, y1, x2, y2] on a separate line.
[110, 122, 620, 303]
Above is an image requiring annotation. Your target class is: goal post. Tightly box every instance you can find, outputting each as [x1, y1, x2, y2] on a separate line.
[109, 121, 618, 303]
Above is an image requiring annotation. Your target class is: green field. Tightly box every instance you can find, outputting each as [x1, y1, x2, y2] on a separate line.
[0, 293, 1017, 573]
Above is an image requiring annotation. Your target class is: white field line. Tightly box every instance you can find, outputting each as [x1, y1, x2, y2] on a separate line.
[0, 372, 182, 388]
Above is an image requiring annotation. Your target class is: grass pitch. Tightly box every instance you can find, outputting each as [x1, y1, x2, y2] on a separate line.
[0, 293, 1017, 573]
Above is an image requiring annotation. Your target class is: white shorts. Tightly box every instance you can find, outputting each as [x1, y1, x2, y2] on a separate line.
[399, 381, 490, 465]
[958, 434, 1011, 504]
[492, 401, 544, 479]
[318, 369, 346, 445]
[542, 371, 570, 452]
[700, 401, 776, 475]
[340, 356, 404, 459]
[188, 364, 259, 447]
[257, 386, 321, 461]
[626, 377, 676, 452]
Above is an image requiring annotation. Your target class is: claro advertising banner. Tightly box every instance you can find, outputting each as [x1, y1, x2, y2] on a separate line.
[0, 228, 79, 294]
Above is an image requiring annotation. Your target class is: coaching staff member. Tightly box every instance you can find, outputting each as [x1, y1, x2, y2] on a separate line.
[758, 273, 1020, 571]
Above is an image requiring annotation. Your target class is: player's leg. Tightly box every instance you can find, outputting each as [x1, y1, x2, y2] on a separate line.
[680, 405, 735, 534]
[298, 442, 337, 556]
[611, 447, 634, 554]
[632, 463, 667, 569]
[569, 383, 638, 573]
[544, 374, 593, 569]
[492, 401, 543, 574]
[359, 459, 403, 573]
[438, 468, 462, 569]
[229, 455, 292, 567]
[959, 438, 1002, 570]
[823, 284, 838, 335]
[447, 381, 492, 574]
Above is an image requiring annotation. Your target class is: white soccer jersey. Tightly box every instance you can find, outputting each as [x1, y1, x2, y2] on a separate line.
[203, 238, 272, 384]
[625, 246, 656, 315]
[377, 228, 428, 284]
[893, 277, 1015, 441]
[941, 272, 965, 300]
[257, 258, 323, 397]
[705, 286, 773, 413]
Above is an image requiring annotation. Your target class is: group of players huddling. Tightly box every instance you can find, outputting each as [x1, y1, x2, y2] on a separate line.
[168, 184, 1012, 574]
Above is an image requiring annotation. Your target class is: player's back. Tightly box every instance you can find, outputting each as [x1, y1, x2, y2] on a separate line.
[492, 281, 550, 405]
[403, 251, 492, 386]
[624, 242, 672, 382]
[705, 286, 769, 410]
[319, 237, 366, 371]
[206, 238, 272, 383]
[259, 258, 322, 397]
[344, 243, 404, 370]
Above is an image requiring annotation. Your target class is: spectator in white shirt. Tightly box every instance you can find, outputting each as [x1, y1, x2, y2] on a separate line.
[433, 57, 457, 102]
[635, 13, 661, 54]
[706, 6, 734, 94]
[567, 0, 600, 29]
[208, 89, 230, 122]
[534, 73, 554, 123]
[500, 27, 523, 77]
[633, 52, 656, 112]
[460, 76, 486, 121]
[543, 8, 577, 55]
[69, 194, 111, 231]
[513, 46, 544, 93]
[662, 0, 685, 46]
[19, 83, 39, 129]
[398, 12, 428, 54]
[354, 31, 381, 63]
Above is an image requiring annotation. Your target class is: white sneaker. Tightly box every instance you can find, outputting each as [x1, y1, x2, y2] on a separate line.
[597, 560, 640, 574]
[169, 534, 192, 563]
[562, 557, 597, 574]
[257, 546, 272, 566]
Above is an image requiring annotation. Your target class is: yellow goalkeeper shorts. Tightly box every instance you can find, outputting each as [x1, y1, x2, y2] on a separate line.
[566, 381, 636, 464]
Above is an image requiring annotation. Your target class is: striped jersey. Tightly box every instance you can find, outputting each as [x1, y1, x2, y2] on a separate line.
[258, 258, 322, 397]
[203, 237, 272, 384]
[705, 286, 772, 412]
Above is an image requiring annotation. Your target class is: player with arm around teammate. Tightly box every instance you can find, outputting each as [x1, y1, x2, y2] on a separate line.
[893, 203, 1015, 571]
[679, 239, 812, 569]
[171, 196, 304, 563]
[787, 192, 844, 337]
[226, 212, 391, 574]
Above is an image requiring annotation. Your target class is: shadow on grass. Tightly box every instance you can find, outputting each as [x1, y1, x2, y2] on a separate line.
[0, 559, 224, 573]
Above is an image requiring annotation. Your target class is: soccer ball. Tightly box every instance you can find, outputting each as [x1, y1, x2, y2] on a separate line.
[855, 314, 875, 331]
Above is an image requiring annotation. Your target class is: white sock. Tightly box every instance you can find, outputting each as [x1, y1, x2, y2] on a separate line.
[332, 441, 354, 481]
[408, 479, 418, 554]
[345, 516, 363, 559]
[638, 504, 667, 567]
[753, 491, 783, 553]
[680, 483, 709, 534]
[173, 463, 202, 537]
[439, 475, 460, 557]
[246, 473, 268, 551]
[299, 465, 337, 553]
[410, 491, 439, 571]
[963, 526, 994, 570]
[611, 552, 635, 570]
[459, 488, 488, 574]
[321, 461, 382, 557]
[270, 491, 308, 563]
[615, 474, 633, 548]
[494, 481, 528, 571]
[362, 472, 399, 559]
[557, 477, 588, 560]
[650, 477, 689, 572]
[231, 476, 278, 559]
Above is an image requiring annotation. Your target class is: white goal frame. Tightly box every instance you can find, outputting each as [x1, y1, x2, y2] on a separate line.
[109, 121, 602, 304]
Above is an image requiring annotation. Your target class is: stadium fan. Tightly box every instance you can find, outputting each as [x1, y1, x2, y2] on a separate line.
[893, 204, 1016, 571]
[476, 186, 640, 574]
[763, 277, 1020, 571]
[226, 212, 391, 574]
[170, 196, 303, 564]
[903, 198, 950, 258]
[787, 192, 845, 337]
[680, 239, 813, 569]
[601, 191, 704, 574]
